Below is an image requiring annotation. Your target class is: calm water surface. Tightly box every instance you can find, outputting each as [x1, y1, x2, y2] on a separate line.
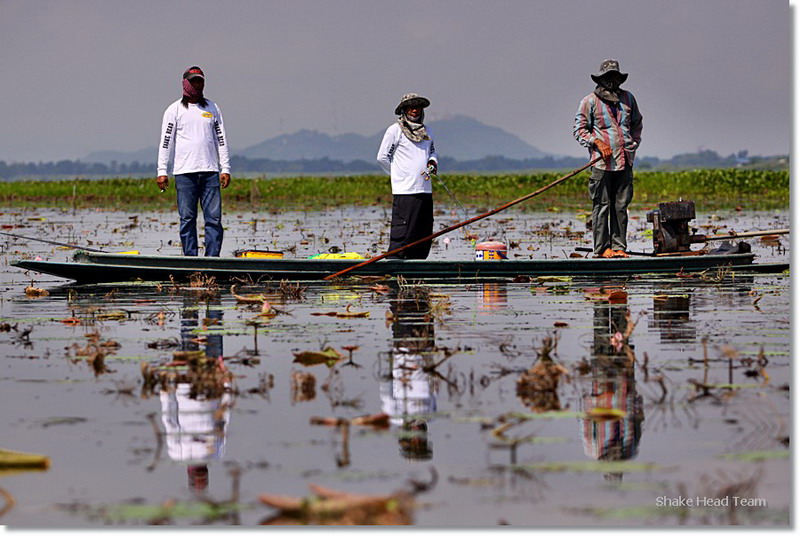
[0, 206, 790, 527]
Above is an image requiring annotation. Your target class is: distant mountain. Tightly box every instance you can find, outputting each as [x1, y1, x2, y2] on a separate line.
[429, 115, 547, 160]
[238, 115, 547, 162]
[238, 130, 380, 162]
[84, 115, 548, 166]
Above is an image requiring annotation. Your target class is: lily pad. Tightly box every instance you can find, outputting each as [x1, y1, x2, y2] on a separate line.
[536, 276, 573, 283]
[293, 346, 344, 367]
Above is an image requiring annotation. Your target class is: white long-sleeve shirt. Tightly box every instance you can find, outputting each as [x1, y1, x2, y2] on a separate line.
[157, 98, 231, 176]
[377, 123, 438, 195]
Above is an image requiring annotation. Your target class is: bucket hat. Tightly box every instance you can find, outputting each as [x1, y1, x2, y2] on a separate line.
[591, 59, 628, 84]
[394, 93, 430, 115]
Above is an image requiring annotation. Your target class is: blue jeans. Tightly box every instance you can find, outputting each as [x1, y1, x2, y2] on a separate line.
[175, 172, 224, 256]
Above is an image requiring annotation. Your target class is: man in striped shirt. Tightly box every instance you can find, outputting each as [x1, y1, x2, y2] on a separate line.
[573, 60, 643, 258]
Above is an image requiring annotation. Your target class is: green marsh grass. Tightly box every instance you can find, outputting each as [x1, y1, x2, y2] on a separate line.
[0, 169, 788, 211]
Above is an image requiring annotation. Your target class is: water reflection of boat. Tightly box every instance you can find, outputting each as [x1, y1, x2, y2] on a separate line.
[379, 286, 438, 461]
[578, 297, 644, 480]
[158, 297, 231, 493]
[11, 250, 786, 283]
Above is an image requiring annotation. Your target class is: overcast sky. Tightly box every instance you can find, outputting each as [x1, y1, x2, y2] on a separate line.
[0, 0, 791, 163]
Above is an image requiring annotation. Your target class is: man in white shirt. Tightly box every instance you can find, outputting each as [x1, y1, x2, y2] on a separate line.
[377, 93, 439, 259]
[156, 66, 231, 256]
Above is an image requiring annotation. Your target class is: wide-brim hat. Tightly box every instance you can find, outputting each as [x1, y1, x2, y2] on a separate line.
[591, 59, 628, 84]
[394, 93, 430, 115]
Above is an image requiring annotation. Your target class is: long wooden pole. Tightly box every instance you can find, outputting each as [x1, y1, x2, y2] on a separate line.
[0, 230, 107, 253]
[324, 157, 602, 280]
[702, 228, 789, 241]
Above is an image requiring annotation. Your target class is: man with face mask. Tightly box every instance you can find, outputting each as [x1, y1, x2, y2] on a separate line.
[157, 66, 231, 257]
[574, 60, 643, 258]
[377, 93, 439, 259]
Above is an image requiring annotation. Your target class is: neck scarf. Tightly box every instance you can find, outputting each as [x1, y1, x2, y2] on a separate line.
[183, 79, 204, 102]
[397, 110, 430, 142]
[594, 79, 621, 103]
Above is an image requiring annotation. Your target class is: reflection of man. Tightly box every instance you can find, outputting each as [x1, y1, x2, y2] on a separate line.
[379, 287, 438, 460]
[160, 383, 231, 491]
[159, 297, 230, 493]
[579, 299, 644, 478]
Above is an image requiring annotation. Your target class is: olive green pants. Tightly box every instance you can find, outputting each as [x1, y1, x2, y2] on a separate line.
[588, 166, 633, 255]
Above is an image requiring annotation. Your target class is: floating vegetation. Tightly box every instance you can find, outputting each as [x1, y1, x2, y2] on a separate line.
[516, 335, 569, 413]
[507, 460, 662, 473]
[258, 470, 436, 525]
[168, 273, 220, 300]
[718, 450, 789, 462]
[310, 304, 369, 318]
[67, 331, 119, 376]
[23, 285, 48, 298]
[75, 500, 243, 524]
[499, 410, 584, 421]
[292, 346, 345, 368]
[259, 483, 414, 525]
[230, 285, 267, 305]
[278, 279, 307, 300]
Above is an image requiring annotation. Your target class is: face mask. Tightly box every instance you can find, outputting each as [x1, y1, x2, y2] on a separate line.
[599, 77, 620, 91]
[183, 78, 204, 100]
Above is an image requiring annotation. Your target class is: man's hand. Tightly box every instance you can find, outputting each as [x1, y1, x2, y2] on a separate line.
[426, 160, 438, 175]
[156, 175, 169, 191]
[594, 139, 613, 159]
[220, 173, 231, 189]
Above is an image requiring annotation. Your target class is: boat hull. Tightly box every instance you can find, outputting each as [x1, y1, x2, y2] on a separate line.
[9, 251, 788, 283]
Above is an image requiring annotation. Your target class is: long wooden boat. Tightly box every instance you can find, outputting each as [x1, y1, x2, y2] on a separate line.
[10, 250, 788, 284]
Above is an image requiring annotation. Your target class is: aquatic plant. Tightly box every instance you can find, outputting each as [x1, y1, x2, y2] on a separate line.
[0, 169, 788, 211]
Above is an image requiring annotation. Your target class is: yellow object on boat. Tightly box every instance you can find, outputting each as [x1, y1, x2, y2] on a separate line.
[234, 249, 284, 259]
[118, 250, 140, 255]
[0, 447, 51, 469]
[308, 252, 365, 260]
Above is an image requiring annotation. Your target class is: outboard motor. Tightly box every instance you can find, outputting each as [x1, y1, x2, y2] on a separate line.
[646, 200, 706, 254]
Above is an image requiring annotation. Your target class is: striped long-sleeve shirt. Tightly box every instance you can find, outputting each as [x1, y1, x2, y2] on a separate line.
[573, 90, 642, 171]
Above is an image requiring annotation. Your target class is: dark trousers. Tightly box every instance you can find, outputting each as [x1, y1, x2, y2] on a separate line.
[588, 166, 633, 255]
[388, 193, 434, 259]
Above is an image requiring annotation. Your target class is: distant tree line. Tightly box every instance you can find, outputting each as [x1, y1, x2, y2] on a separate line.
[0, 159, 153, 178]
[0, 150, 786, 179]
